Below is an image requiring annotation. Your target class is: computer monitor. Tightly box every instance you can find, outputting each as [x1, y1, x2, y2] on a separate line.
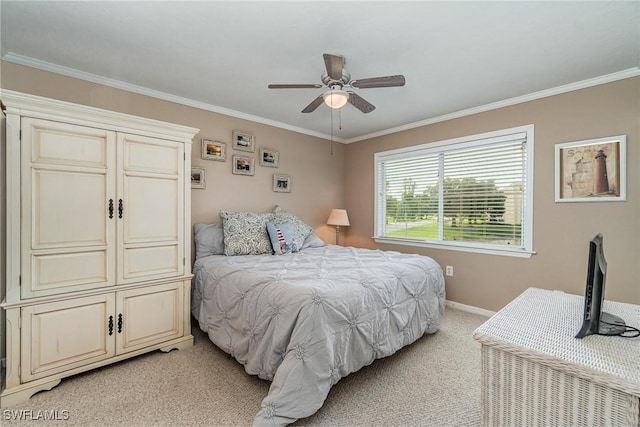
[575, 233, 627, 338]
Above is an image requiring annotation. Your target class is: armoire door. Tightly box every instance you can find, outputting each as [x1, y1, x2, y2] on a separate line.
[21, 294, 116, 382]
[20, 118, 116, 298]
[117, 133, 185, 284]
[115, 282, 184, 354]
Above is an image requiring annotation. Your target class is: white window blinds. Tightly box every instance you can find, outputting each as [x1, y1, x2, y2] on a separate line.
[374, 126, 534, 257]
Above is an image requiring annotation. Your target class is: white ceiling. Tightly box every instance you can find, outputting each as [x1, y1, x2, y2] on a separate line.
[1, 1, 639, 143]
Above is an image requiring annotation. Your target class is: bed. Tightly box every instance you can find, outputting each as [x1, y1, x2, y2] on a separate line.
[191, 209, 446, 426]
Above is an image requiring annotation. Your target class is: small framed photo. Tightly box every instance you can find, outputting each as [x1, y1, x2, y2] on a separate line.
[259, 147, 279, 168]
[232, 130, 255, 152]
[201, 139, 226, 161]
[191, 167, 206, 189]
[272, 174, 291, 193]
[555, 135, 626, 202]
[232, 155, 255, 176]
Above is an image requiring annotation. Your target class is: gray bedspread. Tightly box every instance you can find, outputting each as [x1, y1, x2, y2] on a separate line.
[191, 245, 445, 426]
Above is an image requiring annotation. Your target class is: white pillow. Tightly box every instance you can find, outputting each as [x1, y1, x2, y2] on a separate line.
[301, 233, 326, 249]
[193, 223, 225, 259]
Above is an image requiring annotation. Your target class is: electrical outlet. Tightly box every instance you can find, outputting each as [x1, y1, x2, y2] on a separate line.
[445, 265, 453, 277]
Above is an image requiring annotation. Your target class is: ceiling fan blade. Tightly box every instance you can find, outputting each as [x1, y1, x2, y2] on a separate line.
[347, 91, 375, 114]
[323, 53, 345, 81]
[301, 95, 325, 113]
[351, 75, 406, 89]
[268, 84, 323, 89]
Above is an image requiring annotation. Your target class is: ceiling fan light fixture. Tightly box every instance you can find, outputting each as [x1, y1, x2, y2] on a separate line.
[269, 53, 401, 114]
[322, 89, 349, 109]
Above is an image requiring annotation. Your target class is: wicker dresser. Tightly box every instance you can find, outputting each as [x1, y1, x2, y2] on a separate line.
[472, 287, 640, 427]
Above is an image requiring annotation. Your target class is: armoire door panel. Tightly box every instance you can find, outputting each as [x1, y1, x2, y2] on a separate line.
[32, 249, 109, 294]
[122, 245, 179, 280]
[122, 175, 178, 242]
[33, 169, 109, 248]
[122, 134, 181, 175]
[29, 119, 110, 169]
[22, 294, 116, 382]
[116, 283, 184, 354]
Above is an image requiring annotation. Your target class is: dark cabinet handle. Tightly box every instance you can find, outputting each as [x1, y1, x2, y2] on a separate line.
[117, 313, 123, 333]
[108, 315, 114, 336]
[118, 199, 123, 219]
[108, 199, 114, 219]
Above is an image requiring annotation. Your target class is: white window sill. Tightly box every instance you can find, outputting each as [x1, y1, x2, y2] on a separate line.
[373, 237, 535, 259]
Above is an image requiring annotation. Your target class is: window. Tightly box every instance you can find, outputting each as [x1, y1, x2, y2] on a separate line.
[374, 125, 534, 258]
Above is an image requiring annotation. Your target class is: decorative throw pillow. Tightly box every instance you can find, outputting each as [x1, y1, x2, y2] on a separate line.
[193, 223, 225, 259]
[273, 206, 314, 245]
[219, 210, 275, 256]
[266, 222, 300, 255]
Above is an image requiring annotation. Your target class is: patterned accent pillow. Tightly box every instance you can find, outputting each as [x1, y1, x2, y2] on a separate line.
[219, 210, 275, 256]
[273, 206, 313, 244]
[266, 222, 300, 255]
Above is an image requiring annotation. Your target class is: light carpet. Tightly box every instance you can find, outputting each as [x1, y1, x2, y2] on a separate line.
[2, 307, 488, 426]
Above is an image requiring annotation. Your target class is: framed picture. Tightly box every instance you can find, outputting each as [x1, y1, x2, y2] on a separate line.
[191, 167, 206, 189]
[201, 139, 226, 161]
[259, 147, 279, 168]
[272, 174, 291, 193]
[232, 130, 255, 152]
[555, 135, 626, 202]
[232, 155, 255, 176]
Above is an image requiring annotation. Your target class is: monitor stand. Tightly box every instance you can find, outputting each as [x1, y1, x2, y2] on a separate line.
[598, 311, 628, 335]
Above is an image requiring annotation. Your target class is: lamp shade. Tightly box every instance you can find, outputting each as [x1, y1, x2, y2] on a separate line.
[327, 209, 350, 227]
[322, 90, 349, 109]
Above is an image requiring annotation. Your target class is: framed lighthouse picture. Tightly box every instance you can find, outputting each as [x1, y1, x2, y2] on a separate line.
[555, 135, 626, 202]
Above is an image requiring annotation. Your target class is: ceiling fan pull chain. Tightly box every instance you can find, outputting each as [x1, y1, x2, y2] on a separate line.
[330, 108, 334, 156]
[339, 108, 342, 130]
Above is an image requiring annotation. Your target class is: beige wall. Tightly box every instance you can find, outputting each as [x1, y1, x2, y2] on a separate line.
[344, 77, 640, 311]
[0, 61, 346, 246]
[1, 61, 638, 312]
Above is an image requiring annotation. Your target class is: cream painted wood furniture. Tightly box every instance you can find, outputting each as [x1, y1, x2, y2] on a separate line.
[1, 90, 199, 407]
[473, 287, 640, 427]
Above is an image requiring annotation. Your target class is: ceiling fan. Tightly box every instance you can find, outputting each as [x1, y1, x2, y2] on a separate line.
[268, 53, 405, 114]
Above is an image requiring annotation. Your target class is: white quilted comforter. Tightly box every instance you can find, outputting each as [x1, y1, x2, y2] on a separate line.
[191, 245, 445, 426]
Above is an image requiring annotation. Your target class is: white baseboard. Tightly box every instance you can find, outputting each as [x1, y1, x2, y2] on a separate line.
[446, 300, 495, 318]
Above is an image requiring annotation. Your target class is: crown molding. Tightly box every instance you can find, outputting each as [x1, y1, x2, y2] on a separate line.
[3, 52, 637, 145]
[344, 67, 640, 143]
[1, 52, 345, 144]
[0, 88, 200, 141]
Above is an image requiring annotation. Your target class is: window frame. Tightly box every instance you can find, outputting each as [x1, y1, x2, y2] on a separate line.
[373, 124, 535, 258]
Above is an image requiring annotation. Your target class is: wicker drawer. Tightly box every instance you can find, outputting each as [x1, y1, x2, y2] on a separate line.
[481, 346, 639, 427]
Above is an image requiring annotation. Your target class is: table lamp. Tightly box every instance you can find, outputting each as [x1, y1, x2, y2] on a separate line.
[327, 209, 350, 245]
